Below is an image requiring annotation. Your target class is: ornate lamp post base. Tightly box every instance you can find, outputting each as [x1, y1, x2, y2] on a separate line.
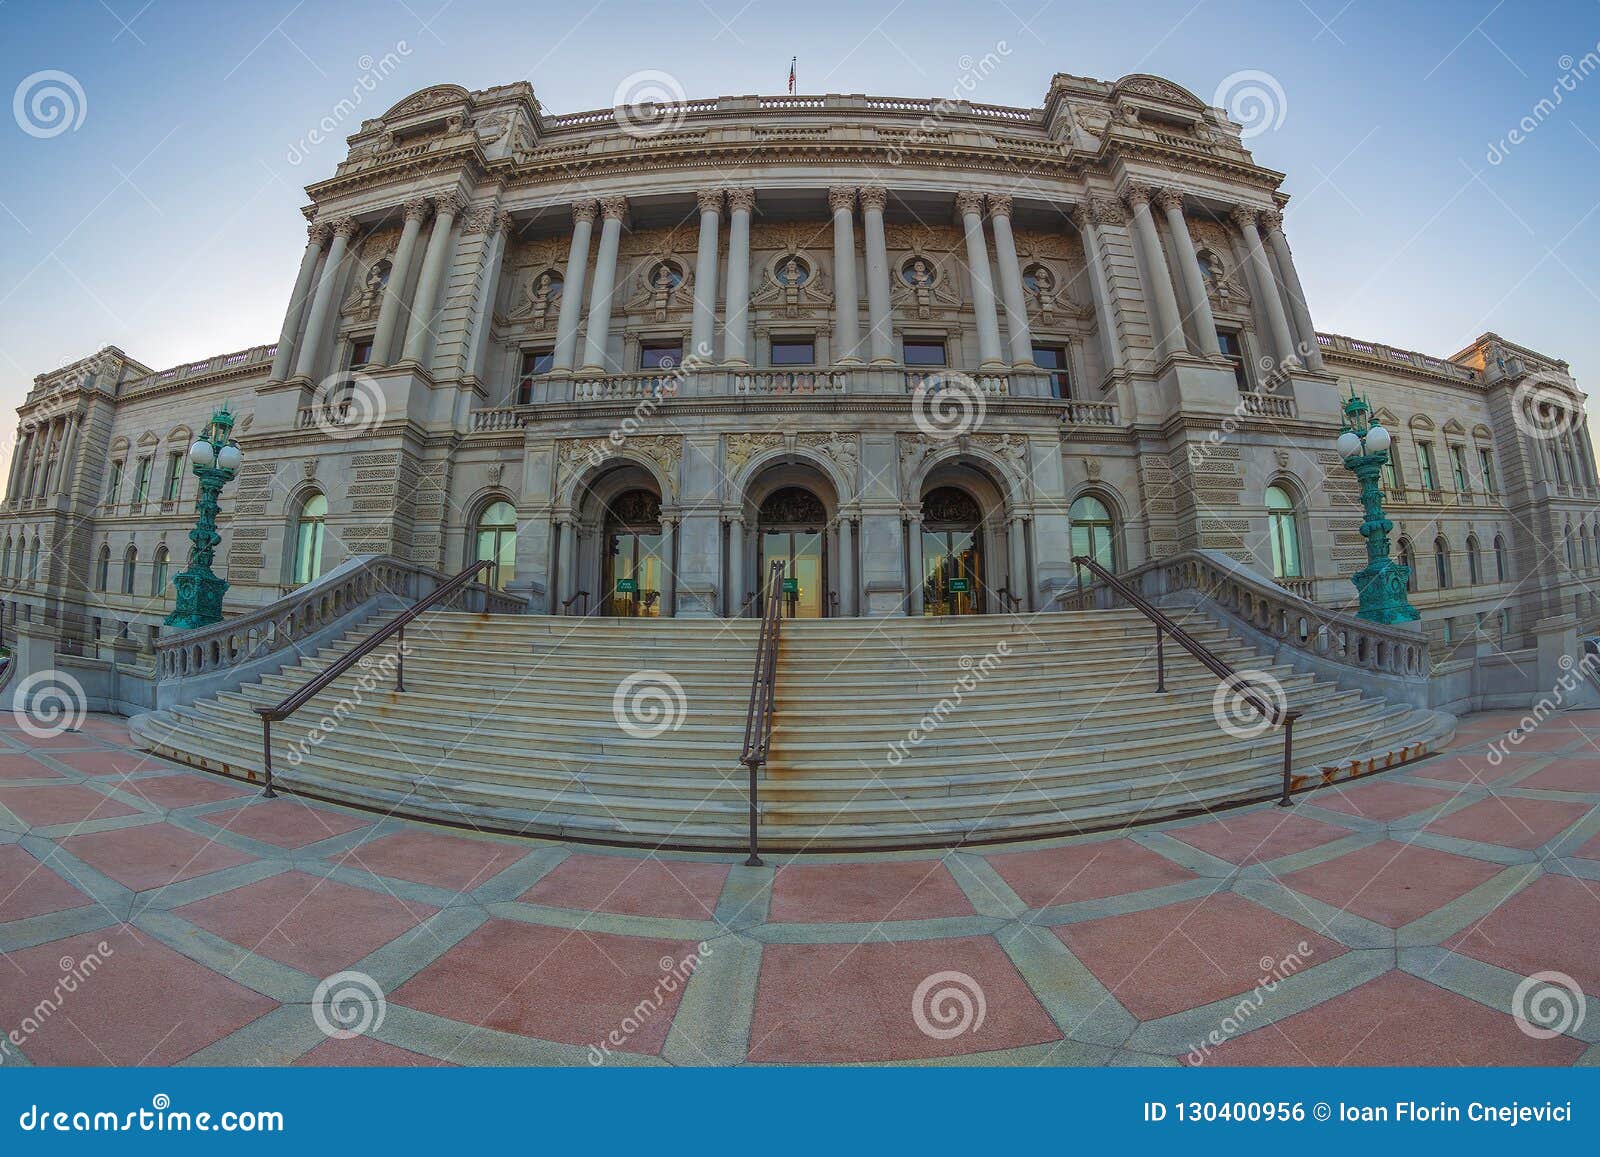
[1351, 557, 1420, 625]
[1338, 388, 1421, 627]
[166, 570, 229, 630]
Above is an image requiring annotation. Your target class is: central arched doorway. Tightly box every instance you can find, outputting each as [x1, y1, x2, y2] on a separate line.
[757, 486, 828, 617]
[601, 488, 665, 617]
[919, 486, 985, 615]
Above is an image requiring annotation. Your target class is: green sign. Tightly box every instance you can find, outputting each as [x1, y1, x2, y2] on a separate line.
[782, 578, 799, 594]
[948, 578, 970, 593]
[616, 578, 638, 593]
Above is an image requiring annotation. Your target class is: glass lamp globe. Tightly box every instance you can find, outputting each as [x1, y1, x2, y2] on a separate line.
[1336, 430, 1363, 458]
[216, 444, 242, 472]
[189, 439, 216, 467]
[1365, 424, 1391, 454]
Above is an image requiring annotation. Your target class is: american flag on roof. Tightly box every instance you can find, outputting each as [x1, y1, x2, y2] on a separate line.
[788, 57, 796, 94]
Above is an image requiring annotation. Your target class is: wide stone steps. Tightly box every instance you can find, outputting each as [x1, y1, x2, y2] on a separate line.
[131, 609, 1452, 849]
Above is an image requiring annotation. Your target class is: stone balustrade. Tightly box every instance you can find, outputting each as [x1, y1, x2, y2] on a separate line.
[1239, 391, 1296, 419]
[734, 370, 848, 396]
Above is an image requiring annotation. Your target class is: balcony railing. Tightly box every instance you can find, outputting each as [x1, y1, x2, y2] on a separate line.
[903, 371, 1009, 396]
[1238, 391, 1296, 419]
[735, 370, 848, 396]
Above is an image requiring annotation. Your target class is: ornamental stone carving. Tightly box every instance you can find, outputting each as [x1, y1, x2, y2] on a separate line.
[986, 193, 1013, 217]
[1259, 207, 1284, 232]
[1121, 184, 1153, 212]
[796, 431, 860, 484]
[953, 191, 986, 217]
[599, 196, 629, 222]
[827, 186, 857, 214]
[724, 432, 783, 476]
[557, 434, 682, 500]
[858, 186, 887, 212]
[461, 203, 498, 233]
[1153, 187, 1186, 214]
[402, 197, 432, 223]
[571, 200, 600, 224]
[308, 222, 332, 247]
[726, 187, 757, 214]
[695, 188, 724, 214]
[1229, 204, 1266, 232]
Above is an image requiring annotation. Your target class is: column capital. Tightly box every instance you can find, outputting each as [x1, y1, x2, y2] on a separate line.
[726, 187, 757, 214]
[695, 188, 724, 215]
[985, 192, 1013, 218]
[495, 210, 516, 237]
[1229, 203, 1267, 233]
[402, 196, 433, 223]
[858, 185, 888, 212]
[460, 203, 500, 233]
[1086, 195, 1126, 227]
[1153, 187, 1186, 214]
[571, 199, 600, 224]
[598, 195, 630, 222]
[434, 190, 469, 217]
[828, 185, 858, 214]
[1259, 206, 1285, 232]
[307, 221, 332, 247]
[329, 216, 360, 241]
[953, 190, 986, 217]
[1120, 183, 1154, 212]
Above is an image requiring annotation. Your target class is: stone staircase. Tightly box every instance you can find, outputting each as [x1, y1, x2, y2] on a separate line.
[130, 609, 1453, 849]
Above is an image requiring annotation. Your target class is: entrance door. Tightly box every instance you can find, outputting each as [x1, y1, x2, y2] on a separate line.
[601, 489, 664, 617]
[756, 486, 829, 618]
[920, 486, 986, 616]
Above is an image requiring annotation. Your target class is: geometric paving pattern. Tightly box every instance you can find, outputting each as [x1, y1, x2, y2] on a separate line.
[1, 709, 1597, 1066]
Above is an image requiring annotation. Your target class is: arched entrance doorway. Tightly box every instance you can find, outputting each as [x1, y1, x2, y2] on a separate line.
[601, 488, 665, 617]
[919, 486, 985, 615]
[757, 486, 828, 617]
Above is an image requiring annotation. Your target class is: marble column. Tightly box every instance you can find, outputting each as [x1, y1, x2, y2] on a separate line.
[723, 189, 755, 365]
[828, 186, 862, 363]
[1232, 205, 1298, 368]
[662, 519, 678, 617]
[1155, 188, 1221, 357]
[371, 198, 431, 366]
[1009, 516, 1028, 610]
[52, 414, 80, 498]
[401, 193, 464, 367]
[1123, 186, 1185, 362]
[552, 201, 598, 372]
[5, 431, 28, 503]
[1260, 208, 1324, 371]
[580, 197, 629, 372]
[556, 518, 574, 607]
[463, 212, 512, 386]
[838, 517, 856, 617]
[690, 189, 722, 364]
[293, 217, 357, 380]
[860, 186, 895, 364]
[987, 194, 1034, 368]
[955, 192, 1005, 369]
[727, 516, 746, 614]
[1069, 200, 1126, 374]
[270, 223, 330, 382]
[906, 515, 925, 615]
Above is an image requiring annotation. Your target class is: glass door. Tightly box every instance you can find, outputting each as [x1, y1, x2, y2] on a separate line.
[921, 529, 983, 615]
[759, 530, 825, 618]
[603, 530, 664, 617]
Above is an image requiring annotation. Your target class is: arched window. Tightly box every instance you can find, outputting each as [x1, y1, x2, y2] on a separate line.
[1434, 536, 1451, 589]
[293, 493, 328, 586]
[96, 545, 110, 592]
[1398, 537, 1417, 592]
[474, 500, 518, 590]
[1565, 521, 1576, 568]
[1584, 527, 1594, 569]
[1, 537, 10, 578]
[1069, 495, 1116, 577]
[1494, 535, 1507, 582]
[151, 545, 170, 597]
[1466, 535, 1481, 585]
[28, 538, 41, 582]
[121, 545, 137, 594]
[1265, 485, 1302, 579]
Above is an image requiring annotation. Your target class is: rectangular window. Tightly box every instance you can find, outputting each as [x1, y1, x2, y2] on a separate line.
[1449, 445, 1468, 491]
[1381, 459, 1398, 495]
[639, 339, 683, 371]
[1216, 330, 1249, 390]
[902, 340, 947, 367]
[1416, 442, 1437, 492]
[1032, 345, 1071, 399]
[105, 461, 123, 505]
[347, 337, 374, 368]
[133, 457, 152, 505]
[163, 451, 184, 502]
[770, 337, 815, 367]
[1479, 449, 1497, 495]
[516, 347, 553, 406]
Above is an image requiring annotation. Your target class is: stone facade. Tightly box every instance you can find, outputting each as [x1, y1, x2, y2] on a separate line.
[1, 72, 1593, 655]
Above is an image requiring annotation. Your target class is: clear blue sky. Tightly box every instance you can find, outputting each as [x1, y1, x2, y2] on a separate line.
[2, 0, 1598, 464]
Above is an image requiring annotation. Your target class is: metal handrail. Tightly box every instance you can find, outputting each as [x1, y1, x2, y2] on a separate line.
[1069, 555, 1303, 806]
[561, 590, 590, 616]
[738, 560, 785, 866]
[253, 559, 497, 798]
